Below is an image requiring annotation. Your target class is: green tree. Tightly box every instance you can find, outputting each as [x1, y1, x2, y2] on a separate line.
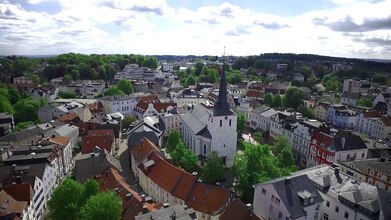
[117, 79, 133, 95]
[186, 75, 196, 86]
[13, 121, 35, 132]
[0, 95, 13, 113]
[227, 71, 242, 84]
[237, 112, 245, 135]
[30, 74, 41, 84]
[58, 91, 78, 99]
[105, 86, 124, 96]
[171, 141, 200, 174]
[166, 130, 181, 152]
[70, 69, 80, 80]
[14, 98, 40, 123]
[8, 86, 21, 105]
[357, 97, 373, 108]
[122, 115, 137, 129]
[201, 66, 209, 76]
[253, 132, 263, 144]
[272, 135, 291, 156]
[278, 147, 296, 170]
[272, 95, 282, 108]
[283, 87, 304, 110]
[299, 65, 311, 78]
[264, 93, 273, 106]
[298, 106, 315, 119]
[63, 73, 73, 82]
[48, 179, 84, 220]
[81, 179, 100, 205]
[195, 62, 204, 75]
[208, 69, 218, 83]
[142, 57, 158, 68]
[202, 151, 225, 184]
[79, 191, 121, 220]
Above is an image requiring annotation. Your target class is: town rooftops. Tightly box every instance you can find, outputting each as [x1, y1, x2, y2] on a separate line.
[130, 138, 162, 166]
[0, 190, 28, 218]
[361, 111, 383, 118]
[341, 92, 360, 99]
[219, 198, 260, 220]
[333, 130, 367, 151]
[135, 204, 197, 220]
[81, 129, 115, 154]
[56, 112, 80, 123]
[99, 95, 137, 101]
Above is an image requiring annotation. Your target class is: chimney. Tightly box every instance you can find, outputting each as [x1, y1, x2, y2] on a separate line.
[380, 158, 386, 162]
[31, 140, 34, 146]
[285, 178, 291, 186]
[170, 211, 176, 220]
[335, 167, 340, 176]
[141, 194, 146, 203]
[163, 203, 169, 208]
[51, 134, 56, 138]
[16, 176, 22, 184]
[142, 205, 149, 214]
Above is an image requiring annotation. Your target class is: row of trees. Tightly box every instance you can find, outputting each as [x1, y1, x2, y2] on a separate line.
[48, 178, 121, 220]
[105, 79, 134, 96]
[233, 136, 296, 202]
[166, 131, 225, 184]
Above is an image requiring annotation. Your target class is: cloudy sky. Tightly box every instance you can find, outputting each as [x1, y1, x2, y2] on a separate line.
[1, 0, 390, 59]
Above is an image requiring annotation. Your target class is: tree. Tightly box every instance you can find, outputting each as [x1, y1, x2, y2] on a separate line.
[166, 130, 181, 152]
[13, 121, 34, 132]
[63, 73, 73, 82]
[81, 179, 100, 205]
[253, 132, 263, 144]
[186, 75, 196, 86]
[0, 95, 13, 113]
[117, 79, 133, 95]
[105, 86, 123, 96]
[272, 135, 291, 156]
[208, 69, 218, 83]
[201, 66, 209, 76]
[58, 91, 78, 99]
[30, 74, 40, 84]
[48, 179, 84, 220]
[272, 95, 282, 108]
[227, 71, 242, 84]
[70, 69, 80, 80]
[14, 98, 40, 123]
[298, 106, 315, 119]
[283, 87, 304, 110]
[237, 112, 245, 135]
[79, 191, 121, 220]
[7, 86, 21, 105]
[264, 93, 273, 106]
[171, 141, 200, 174]
[299, 65, 311, 78]
[195, 62, 204, 75]
[357, 97, 373, 108]
[202, 151, 225, 184]
[122, 115, 137, 129]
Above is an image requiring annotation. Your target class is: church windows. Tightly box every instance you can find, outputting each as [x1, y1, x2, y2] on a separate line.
[203, 144, 207, 155]
[220, 120, 222, 127]
[229, 119, 231, 126]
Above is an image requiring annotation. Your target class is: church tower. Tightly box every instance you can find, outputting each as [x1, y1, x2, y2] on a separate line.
[207, 61, 237, 167]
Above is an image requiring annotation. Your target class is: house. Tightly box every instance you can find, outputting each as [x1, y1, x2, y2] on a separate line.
[0, 189, 31, 220]
[81, 129, 115, 155]
[129, 138, 163, 179]
[253, 175, 323, 220]
[159, 108, 181, 137]
[172, 88, 206, 108]
[326, 104, 357, 129]
[85, 80, 105, 98]
[245, 89, 262, 99]
[96, 167, 158, 220]
[355, 111, 384, 138]
[343, 79, 378, 94]
[13, 76, 32, 84]
[127, 118, 164, 149]
[135, 149, 231, 219]
[308, 130, 368, 167]
[162, 62, 174, 72]
[134, 101, 177, 120]
[99, 95, 139, 116]
[0, 112, 14, 137]
[219, 199, 259, 220]
[136, 204, 197, 220]
[247, 105, 272, 131]
[38, 101, 91, 122]
[181, 68, 237, 167]
[295, 165, 391, 220]
[339, 158, 391, 192]
[269, 111, 302, 141]
[340, 92, 360, 106]
[313, 102, 329, 121]
[293, 72, 305, 82]
[56, 112, 80, 124]
[73, 149, 122, 183]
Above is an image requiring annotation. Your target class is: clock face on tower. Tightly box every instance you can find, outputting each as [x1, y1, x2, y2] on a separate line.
[225, 116, 228, 120]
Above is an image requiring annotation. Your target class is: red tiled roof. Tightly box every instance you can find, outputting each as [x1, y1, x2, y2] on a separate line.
[130, 138, 162, 165]
[87, 102, 104, 113]
[219, 199, 260, 220]
[362, 111, 382, 118]
[186, 182, 230, 216]
[381, 117, 391, 126]
[135, 101, 177, 113]
[312, 131, 334, 148]
[57, 112, 79, 122]
[96, 167, 157, 219]
[0, 190, 28, 217]
[138, 95, 159, 103]
[171, 171, 197, 200]
[3, 184, 32, 203]
[245, 90, 262, 98]
[82, 129, 115, 154]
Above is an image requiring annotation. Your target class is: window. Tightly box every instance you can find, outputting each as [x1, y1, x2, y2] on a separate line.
[326, 201, 330, 207]
[278, 211, 282, 219]
[335, 206, 339, 213]
[261, 188, 266, 195]
[229, 119, 232, 126]
[269, 205, 273, 213]
[344, 212, 349, 218]
[323, 213, 328, 220]
[203, 144, 207, 155]
[275, 198, 280, 204]
[271, 195, 275, 201]
[220, 120, 222, 127]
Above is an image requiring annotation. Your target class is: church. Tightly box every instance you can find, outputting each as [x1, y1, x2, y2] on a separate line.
[181, 65, 237, 167]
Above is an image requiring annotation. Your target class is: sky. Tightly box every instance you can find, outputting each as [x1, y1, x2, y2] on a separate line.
[0, 0, 391, 59]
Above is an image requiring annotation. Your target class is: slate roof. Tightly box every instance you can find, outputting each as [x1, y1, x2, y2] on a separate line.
[0, 126, 41, 142]
[333, 130, 367, 151]
[127, 120, 162, 148]
[196, 126, 212, 139]
[73, 149, 122, 183]
[181, 104, 211, 135]
[341, 92, 360, 99]
[135, 204, 197, 220]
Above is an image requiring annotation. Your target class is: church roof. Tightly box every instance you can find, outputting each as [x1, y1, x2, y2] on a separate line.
[213, 64, 233, 116]
[196, 126, 212, 139]
[181, 104, 211, 135]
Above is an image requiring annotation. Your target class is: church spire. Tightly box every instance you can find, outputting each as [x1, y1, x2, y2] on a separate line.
[213, 60, 231, 116]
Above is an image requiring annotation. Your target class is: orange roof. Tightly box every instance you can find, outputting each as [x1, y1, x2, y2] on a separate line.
[0, 190, 28, 216]
[245, 90, 262, 98]
[219, 199, 260, 220]
[87, 102, 103, 112]
[139, 152, 183, 194]
[381, 117, 391, 126]
[138, 95, 159, 103]
[3, 184, 32, 203]
[87, 129, 115, 142]
[186, 182, 230, 216]
[135, 101, 176, 112]
[171, 171, 197, 200]
[57, 112, 79, 122]
[82, 130, 115, 154]
[312, 131, 334, 148]
[97, 167, 157, 219]
[362, 111, 382, 118]
[130, 138, 162, 165]
[49, 136, 70, 147]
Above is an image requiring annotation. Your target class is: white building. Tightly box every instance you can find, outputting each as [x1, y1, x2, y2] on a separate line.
[85, 81, 105, 98]
[159, 109, 181, 137]
[340, 92, 360, 106]
[162, 62, 174, 72]
[326, 104, 357, 129]
[13, 76, 32, 84]
[253, 175, 324, 220]
[248, 106, 278, 132]
[99, 95, 138, 116]
[181, 69, 237, 167]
